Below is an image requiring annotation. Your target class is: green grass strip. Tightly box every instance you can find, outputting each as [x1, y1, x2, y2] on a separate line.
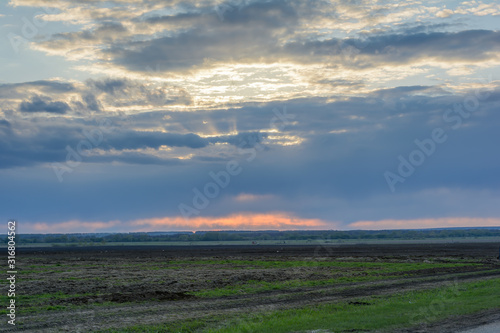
[99, 277, 500, 332]
[191, 262, 478, 298]
[209, 278, 500, 333]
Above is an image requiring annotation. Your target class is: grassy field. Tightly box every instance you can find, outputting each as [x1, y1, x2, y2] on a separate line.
[98, 278, 500, 333]
[205, 279, 500, 333]
[5, 243, 500, 332]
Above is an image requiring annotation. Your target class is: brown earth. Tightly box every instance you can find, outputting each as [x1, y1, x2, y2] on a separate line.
[2, 242, 499, 332]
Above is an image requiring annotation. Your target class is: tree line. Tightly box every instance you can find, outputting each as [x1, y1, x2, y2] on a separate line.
[3, 228, 500, 244]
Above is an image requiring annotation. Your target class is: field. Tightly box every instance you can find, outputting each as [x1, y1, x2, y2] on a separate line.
[2, 242, 500, 332]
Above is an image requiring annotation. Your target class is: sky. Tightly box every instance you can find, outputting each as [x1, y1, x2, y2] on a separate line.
[1, 0, 500, 234]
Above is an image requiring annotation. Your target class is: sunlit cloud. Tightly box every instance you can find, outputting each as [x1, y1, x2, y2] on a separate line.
[24, 220, 121, 234]
[21, 213, 328, 233]
[233, 193, 275, 202]
[130, 212, 331, 231]
[348, 218, 500, 230]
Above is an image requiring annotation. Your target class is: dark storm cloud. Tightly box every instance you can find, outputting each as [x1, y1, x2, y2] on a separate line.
[19, 96, 70, 114]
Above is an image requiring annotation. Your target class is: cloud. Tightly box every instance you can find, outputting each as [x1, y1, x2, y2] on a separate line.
[0, 78, 192, 117]
[347, 217, 500, 230]
[358, 30, 500, 63]
[0, 124, 208, 168]
[0, 80, 74, 99]
[17, 212, 331, 233]
[209, 131, 267, 149]
[82, 93, 101, 111]
[1, 81, 499, 173]
[30, 0, 500, 76]
[0, 115, 275, 168]
[19, 95, 70, 114]
[283, 30, 500, 67]
[88, 78, 127, 94]
[233, 193, 275, 202]
[0, 119, 11, 128]
[130, 212, 330, 231]
[106, 131, 209, 150]
[86, 152, 182, 166]
[85, 78, 192, 107]
[25, 220, 121, 234]
[22, 214, 500, 234]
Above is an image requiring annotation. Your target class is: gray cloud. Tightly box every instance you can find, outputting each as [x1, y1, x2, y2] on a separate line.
[32, 0, 500, 75]
[85, 78, 192, 107]
[0, 115, 277, 168]
[82, 93, 102, 112]
[88, 78, 127, 94]
[283, 30, 500, 66]
[108, 27, 500, 73]
[106, 131, 209, 150]
[209, 131, 268, 149]
[0, 119, 11, 128]
[86, 152, 182, 166]
[357, 30, 500, 62]
[0, 80, 74, 99]
[19, 96, 70, 114]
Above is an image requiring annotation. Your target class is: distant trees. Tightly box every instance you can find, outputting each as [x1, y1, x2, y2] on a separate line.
[2, 228, 500, 244]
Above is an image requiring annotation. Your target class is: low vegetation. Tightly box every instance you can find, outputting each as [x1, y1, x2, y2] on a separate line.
[9, 243, 500, 332]
[5, 228, 500, 245]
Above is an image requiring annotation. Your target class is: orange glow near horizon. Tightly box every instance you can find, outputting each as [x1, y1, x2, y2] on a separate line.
[19, 216, 500, 234]
[27, 220, 121, 234]
[347, 217, 500, 230]
[130, 212, 330, 232]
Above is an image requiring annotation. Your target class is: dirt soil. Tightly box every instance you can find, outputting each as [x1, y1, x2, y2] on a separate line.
[2, 242, 499, 332]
